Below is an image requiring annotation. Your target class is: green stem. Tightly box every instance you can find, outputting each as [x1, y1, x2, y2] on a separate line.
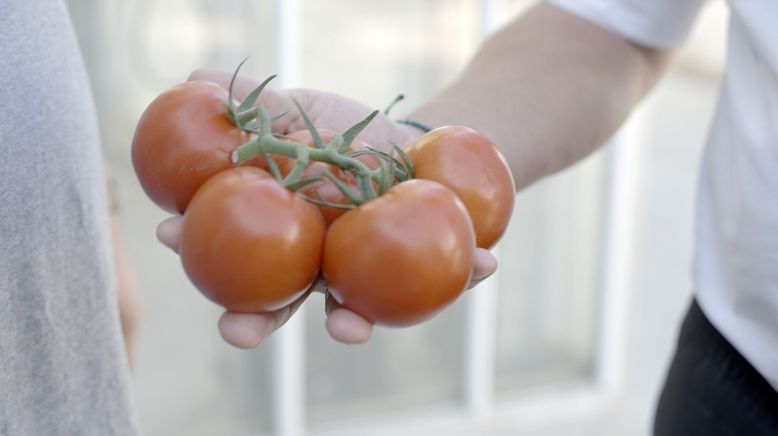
[227, 87, 406, 205]
[322, 172, 364, 205]
[231, 132, 388, 206]
[263, 153, 283, 181]
[283, 146, 310, 187]
[302, 192, 356, 210]
[234, 108, 258, 127]
[383, 94, 404, 115]
[233, 135, 373, 176]
[357, 174, 377, 200]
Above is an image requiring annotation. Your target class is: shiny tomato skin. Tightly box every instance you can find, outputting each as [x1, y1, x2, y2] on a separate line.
[404, 126, 515, 249]
[131, 81, 257, 214]
[279, 129, 378, 226]
[179, 167, 325, 312]
[323, 179, 475, 327]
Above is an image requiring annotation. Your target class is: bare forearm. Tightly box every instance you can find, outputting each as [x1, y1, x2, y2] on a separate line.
[105, 165, 142, 368]
[409, 3, 671, 190]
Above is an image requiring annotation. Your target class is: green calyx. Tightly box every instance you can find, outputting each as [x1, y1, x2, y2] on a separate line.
[224, 62, 414, 209]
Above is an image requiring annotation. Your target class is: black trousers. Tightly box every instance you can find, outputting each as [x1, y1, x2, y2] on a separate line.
[653, 299, 778, 435]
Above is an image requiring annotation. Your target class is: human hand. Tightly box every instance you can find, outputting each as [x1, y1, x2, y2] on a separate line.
[112, 216, 143, 369]
[154, 68, 498, 348]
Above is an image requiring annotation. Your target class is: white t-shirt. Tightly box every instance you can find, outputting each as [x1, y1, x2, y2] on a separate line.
[549, 0, 778, 390]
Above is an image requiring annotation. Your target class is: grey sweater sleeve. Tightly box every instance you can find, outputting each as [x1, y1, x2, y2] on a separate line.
[0, 1, 140, 434]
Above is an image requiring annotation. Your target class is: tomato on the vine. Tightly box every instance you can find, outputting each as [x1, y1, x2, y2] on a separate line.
[404, 126, 515, 249]
[323, 179, 475, 327]
[179, 167, 325, 312]
[131, 80, 261, 214]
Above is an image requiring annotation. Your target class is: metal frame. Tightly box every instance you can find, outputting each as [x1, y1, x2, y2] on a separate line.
[272, 2, 305, 436]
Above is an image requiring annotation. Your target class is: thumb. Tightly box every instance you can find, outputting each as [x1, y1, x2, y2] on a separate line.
[188, 68, 296, 131]
[218, 289, 311, 349]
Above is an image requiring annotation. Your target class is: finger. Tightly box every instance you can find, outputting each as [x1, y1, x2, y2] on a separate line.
[188, 68, 296, 130]
[218, 312, 275, 349]
[188, 68, 259, 101]
[218, 290, 311, 349]
[467, 248, 498, 290]
[324, 292, 373, 344]
[156, 216, 183, 253]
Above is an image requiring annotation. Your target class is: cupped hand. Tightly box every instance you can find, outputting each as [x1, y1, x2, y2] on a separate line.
[155, 68, 497, 348]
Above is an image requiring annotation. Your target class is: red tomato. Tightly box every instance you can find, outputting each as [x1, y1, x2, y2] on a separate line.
[179, 167, 325, 312]
[278, 129, 379, 226]
[404, 126, 515, 249]
[131, 81, 260, 214]
[323, 179, 475, 327]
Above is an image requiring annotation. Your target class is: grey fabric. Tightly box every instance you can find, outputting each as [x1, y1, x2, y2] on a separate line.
[0, 1, 140, 434]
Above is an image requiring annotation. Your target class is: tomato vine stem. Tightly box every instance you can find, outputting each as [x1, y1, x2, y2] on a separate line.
[225, 66, 414, 207]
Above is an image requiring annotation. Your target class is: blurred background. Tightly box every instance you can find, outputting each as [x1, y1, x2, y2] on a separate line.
[64, 0, 727, 435]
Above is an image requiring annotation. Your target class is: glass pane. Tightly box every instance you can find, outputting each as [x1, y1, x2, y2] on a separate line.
[470, 0, 603, 395]
[495, 153, 604, 393]
[298, 0, 481, 115]
[305, 294, 466, 427]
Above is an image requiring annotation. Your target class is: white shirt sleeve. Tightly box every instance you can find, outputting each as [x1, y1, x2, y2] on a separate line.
[548, 0, 708, 49]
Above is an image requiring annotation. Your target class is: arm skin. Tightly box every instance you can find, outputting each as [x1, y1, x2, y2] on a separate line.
[113, 215, 142, 369]
[166, 2, 673, 348]
[105, 164, 143, 369]
[103, 165, 143, 369]
[408, 2, 672, 190]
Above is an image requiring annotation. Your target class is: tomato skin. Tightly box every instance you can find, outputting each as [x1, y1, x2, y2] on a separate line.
[404, 126, 515, 249]
[131, 81, 257, 214]
[323, 179, 475, 327]
[179, 167, 325, 312]
[279, 129, 378, 226]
